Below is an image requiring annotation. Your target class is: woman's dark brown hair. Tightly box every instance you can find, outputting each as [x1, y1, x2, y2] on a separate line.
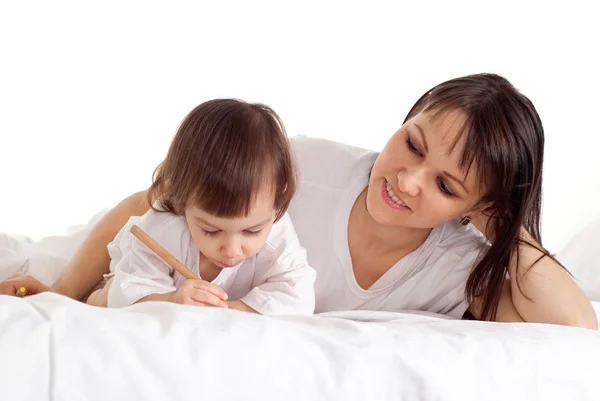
[148, 99, 295, 222]
[404, 73, 555, 320]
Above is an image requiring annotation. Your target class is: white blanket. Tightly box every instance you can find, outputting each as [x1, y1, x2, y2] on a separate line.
[2, 215, 600, 400]
[1, 293, 599, 401]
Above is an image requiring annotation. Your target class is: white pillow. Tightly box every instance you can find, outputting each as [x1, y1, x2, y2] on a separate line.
[557, 219, 600, 301]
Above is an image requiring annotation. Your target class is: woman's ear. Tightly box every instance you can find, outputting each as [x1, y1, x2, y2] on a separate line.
[470, 201, 494, 217]
[467, 202, 496, 238]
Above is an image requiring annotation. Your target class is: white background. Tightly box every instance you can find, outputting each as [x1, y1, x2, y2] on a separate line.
[0, 1, 598, 253]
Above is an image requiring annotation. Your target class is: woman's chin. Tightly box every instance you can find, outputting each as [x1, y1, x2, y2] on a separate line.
[366, 200, 402, 226]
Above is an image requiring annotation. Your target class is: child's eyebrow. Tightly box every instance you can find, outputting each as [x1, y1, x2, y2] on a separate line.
[194, 216, 218, 228]
[194, 216, 272, 230]
[245, 218, 273, 230]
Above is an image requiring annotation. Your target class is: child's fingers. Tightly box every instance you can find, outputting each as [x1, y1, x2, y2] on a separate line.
[190, 289, 229, 308]
[177, 296, 214, 308]
[189, 280, 228, 301]
[192, 301, 216, 307]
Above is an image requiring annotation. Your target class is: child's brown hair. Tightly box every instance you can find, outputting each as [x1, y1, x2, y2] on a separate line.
[148, 99, 295, 221]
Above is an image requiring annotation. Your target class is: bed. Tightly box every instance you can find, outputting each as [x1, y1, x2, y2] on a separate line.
[1, 213, 599, 401]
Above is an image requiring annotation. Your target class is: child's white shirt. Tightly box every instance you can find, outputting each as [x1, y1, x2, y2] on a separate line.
[106, 209, 316, 315]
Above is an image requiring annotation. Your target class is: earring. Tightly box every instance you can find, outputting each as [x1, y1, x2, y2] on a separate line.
[460, 216, 471, 226]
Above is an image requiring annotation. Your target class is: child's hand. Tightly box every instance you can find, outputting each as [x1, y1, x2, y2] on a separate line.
[171, 279, 229, 308]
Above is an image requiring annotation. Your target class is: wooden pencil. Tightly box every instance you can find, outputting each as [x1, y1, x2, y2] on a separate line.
[129, 224, 199, 280]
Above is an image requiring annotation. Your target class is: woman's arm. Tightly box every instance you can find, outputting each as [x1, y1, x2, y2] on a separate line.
[53, 190, 151, 300]
[470, 279, 526, 323]
[471, 214, 597, 329]
[505, 229, 597, 329]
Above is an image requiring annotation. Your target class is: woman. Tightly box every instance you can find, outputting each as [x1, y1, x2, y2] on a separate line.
[2, 73, 596, 328]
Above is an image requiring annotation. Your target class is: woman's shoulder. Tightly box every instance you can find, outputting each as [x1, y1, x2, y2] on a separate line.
[290, 135, 378, 168]
[289, 135, 378, 188]
[420, 221, 489, 273]
[436, 219, 490, 252]
[409, 221, 489, 315]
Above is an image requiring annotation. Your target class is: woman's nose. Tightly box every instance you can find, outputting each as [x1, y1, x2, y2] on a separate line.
[397, 168, 423, 197]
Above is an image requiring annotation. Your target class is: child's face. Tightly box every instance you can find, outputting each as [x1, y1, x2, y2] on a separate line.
[184, 189, 277, 269]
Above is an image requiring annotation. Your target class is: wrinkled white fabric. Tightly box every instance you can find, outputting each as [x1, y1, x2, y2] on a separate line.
[1, 293, 599, 401]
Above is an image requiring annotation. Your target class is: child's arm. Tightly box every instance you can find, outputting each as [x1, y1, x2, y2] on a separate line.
[108, 248, 177, 307]
[108, 210, 230, 308]
[239, 260, 316, 315]
[137, 292, 175, 303]
[107, 213, 181, 307]
[239, 214, 317, 316]
[226, 300, 257, 313]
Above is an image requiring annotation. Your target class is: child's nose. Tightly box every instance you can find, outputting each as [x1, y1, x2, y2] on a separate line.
[221, 238, 241, 258]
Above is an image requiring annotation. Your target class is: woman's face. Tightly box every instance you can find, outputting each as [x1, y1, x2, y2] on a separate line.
[366, 108, 487, 229]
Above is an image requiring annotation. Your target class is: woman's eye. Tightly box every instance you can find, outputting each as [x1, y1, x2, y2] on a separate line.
[438, 179, 454, 197]
[406, 136, 420, 154]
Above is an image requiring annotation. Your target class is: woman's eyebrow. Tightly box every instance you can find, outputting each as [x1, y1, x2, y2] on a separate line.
[413, 123, 429, 152]
[443, 171, 469, 194]
[413, 123, 470, 194]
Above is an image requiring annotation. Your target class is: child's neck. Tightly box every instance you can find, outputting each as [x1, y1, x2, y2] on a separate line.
[199, 255, 223, 282]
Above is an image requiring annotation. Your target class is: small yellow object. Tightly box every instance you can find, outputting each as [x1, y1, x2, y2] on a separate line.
[16, 287, 27, 298]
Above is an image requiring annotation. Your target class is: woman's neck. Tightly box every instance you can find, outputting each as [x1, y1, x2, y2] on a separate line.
[349, 188, 432, 256]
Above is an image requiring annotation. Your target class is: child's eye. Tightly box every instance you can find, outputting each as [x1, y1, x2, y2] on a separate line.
[202, 229, 221, 237]
[244, 229, 263, 236]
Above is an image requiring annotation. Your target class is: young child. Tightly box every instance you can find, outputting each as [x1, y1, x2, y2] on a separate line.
[86, 99, 316, 315]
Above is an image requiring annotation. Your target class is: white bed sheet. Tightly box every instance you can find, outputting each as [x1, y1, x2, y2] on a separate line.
[1, 293, 599, 401]
[1, 213, 600, 400]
